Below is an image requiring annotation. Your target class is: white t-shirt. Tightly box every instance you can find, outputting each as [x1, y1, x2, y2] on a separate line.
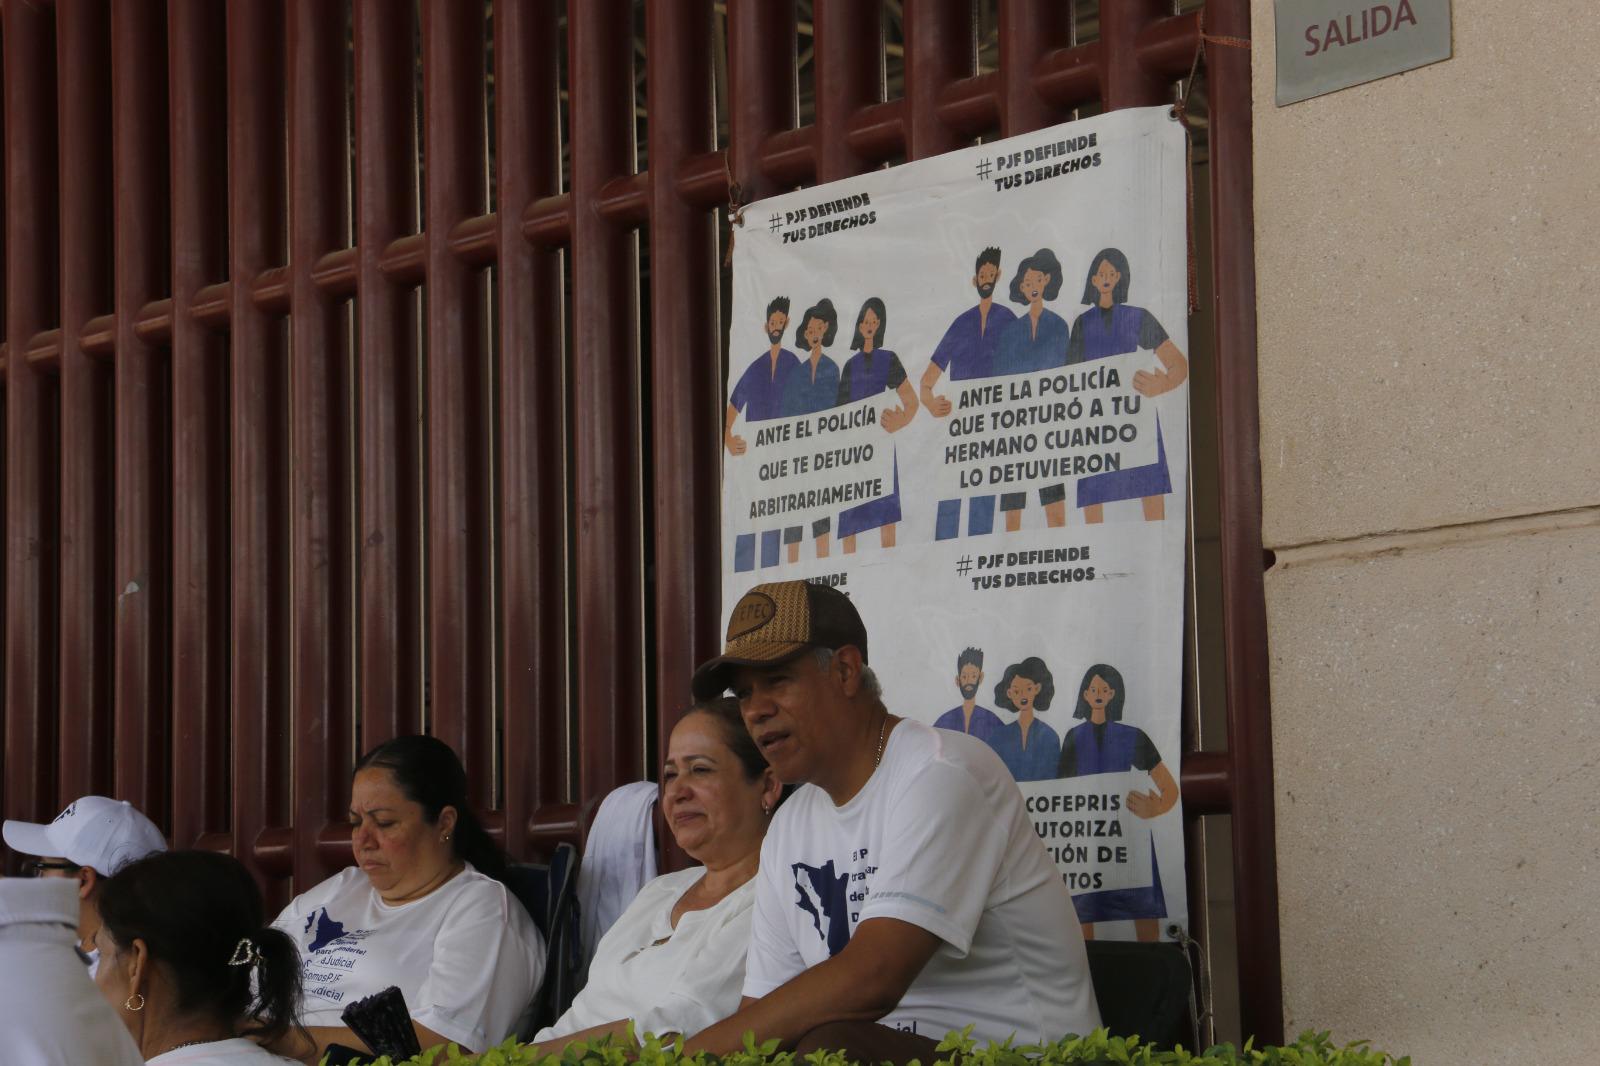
[537, 867, 755, 1043]
[0, 878, 143, 1066]
[744, 720, 1101, 1045]
[273, 863, 545, 1051]
[149, 1038, 299, 1064]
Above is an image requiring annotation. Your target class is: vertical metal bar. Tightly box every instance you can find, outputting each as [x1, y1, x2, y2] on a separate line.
[810, 0, 884, 182]
[353, 0, 422, 752]
[645, 0, 719, 775]
[1180, 545, 1215, 1047]
[111, 0, 170, 826]
[420, 0, 494, 803]
[168, 0, 232, 849]
[901, 0, 975, 160]
[55, 0, 115, 805]
[1098, 0, 1170, 108]
[718, 5, 795, 858]
[1206, 0, 1284, 1045]
[496, 0, 566, 859]
[227, 0, 291, 902]
[997, 0, 1072, 136]
[3, 0, 62, 834]
[568, 0, 644, 813]
[287, 0, 354, 885]
[727, 0, 797, 205]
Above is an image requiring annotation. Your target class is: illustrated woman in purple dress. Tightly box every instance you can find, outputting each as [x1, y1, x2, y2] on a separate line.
[836, 298, 918, 553]
[780, 298, 844, 563]
[989, 657, 1062, 783]
[1067, 248, 1189, 523]
[994, 248, 1071, 530]
[1056, 663, 1178, 942]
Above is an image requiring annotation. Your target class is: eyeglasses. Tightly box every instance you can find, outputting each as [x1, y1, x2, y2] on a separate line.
[22, 861, 80, 877]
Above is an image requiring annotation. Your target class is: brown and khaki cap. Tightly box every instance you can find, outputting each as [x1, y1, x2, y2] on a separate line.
[690, 580, 868, 698]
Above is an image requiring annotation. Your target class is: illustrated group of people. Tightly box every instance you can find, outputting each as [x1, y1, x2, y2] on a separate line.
[2, 579, 1140, 1065]
[932, 648, 1180, 943]
[726, 245, 1190, 570]
[933, 648, 1179, 789]
[726, 294, 921, 568]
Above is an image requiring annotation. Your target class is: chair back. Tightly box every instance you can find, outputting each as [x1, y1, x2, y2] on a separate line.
[1083, 940, 1199, 1050]
[507, 842, 583, 1038]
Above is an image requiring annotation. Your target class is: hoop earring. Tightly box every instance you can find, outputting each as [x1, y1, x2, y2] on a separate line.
[125, 993, 145, 1012]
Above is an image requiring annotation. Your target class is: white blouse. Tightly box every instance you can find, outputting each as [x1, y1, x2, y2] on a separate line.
[536, 867, 755, 1043]
[272, 864, 544, 1052]
[148, 1037, 299, 1064]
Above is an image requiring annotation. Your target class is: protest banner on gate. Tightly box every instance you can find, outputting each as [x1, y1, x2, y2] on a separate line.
[721, 105, 1191, 940]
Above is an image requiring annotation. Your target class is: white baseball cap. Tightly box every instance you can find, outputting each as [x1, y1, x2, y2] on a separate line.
[3, 796, 167, 876]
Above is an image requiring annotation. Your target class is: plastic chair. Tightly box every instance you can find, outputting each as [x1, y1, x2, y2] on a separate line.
[505, 842, 583, 1038]
[1082, 939, 1200, 1050]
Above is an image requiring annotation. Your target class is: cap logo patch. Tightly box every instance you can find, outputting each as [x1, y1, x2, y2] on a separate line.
[728, 592, 778, 642]
[54, 803, 77, 822]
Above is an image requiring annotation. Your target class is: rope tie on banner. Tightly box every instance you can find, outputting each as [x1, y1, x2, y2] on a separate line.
[1170, 6, 1252, 313]
[724, 176, 746, 268]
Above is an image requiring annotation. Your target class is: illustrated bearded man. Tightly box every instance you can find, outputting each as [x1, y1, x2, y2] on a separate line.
[726, 297, 803, 573]
[919, 247, 1016, 540]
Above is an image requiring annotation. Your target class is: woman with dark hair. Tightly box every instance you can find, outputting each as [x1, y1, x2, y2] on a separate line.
[993, 248, 1068, 377]
[532, 697, 783, 1049]
[786, 298, 842, 411]
[778, 298, 843, 563]
[1056, 664, 1178, 942]
[269, 735, 544, 1061]
[836, 297, 918, 553]
[91, 850, 302, 1063]
[989, 656, 1063, 782]
[1066, 248, 1188, 523]
[992, 249, 1071, 530]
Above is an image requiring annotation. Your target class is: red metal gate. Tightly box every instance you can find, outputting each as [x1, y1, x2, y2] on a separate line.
[0, 0, 1280, 1043]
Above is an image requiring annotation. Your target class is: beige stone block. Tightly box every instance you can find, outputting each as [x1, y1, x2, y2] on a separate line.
[1250, 1, 1600, 547]
[1266, 520, 1600, 1062]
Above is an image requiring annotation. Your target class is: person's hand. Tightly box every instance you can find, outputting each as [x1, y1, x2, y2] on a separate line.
[1133, 368, 1175, 398]
[925, 391, 952, 417]
[725, 432, 747, 455]
[882, 405, 915, 433]
[1126, 788, 1163, 819]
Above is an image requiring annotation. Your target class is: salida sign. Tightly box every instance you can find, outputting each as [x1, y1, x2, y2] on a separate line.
[1301, 1, 1418, 56]
[1275, 0, 1452, 106]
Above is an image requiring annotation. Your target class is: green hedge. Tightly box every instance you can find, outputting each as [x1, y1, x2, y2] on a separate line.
[337, 1027, 1410, 1066]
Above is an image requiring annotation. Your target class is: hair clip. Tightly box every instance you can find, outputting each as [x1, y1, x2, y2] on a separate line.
[227, 937, 264, 968]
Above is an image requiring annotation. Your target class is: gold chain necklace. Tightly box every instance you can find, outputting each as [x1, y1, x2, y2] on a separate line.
[873, 713, 890, 767]
[153, 1038, 222, 1057]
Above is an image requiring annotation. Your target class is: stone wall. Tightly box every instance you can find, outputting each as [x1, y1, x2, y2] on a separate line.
[1250, 1, 1600, 1060]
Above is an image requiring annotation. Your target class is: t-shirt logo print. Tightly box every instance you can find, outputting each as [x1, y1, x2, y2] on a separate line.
[792, 861, 851, 956]
[304, 907, 347, 952]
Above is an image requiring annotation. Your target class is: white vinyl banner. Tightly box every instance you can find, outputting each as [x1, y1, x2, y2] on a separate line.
[721, 106, 1190, 940]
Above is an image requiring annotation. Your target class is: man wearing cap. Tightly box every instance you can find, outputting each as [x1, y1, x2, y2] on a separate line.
[3, 796, 168, 975]
[686, 580, 1100, 1063]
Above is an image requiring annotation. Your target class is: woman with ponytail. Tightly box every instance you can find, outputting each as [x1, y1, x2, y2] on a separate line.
[268, 735, 544, 1061]
[92, 850, 302, 1063]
